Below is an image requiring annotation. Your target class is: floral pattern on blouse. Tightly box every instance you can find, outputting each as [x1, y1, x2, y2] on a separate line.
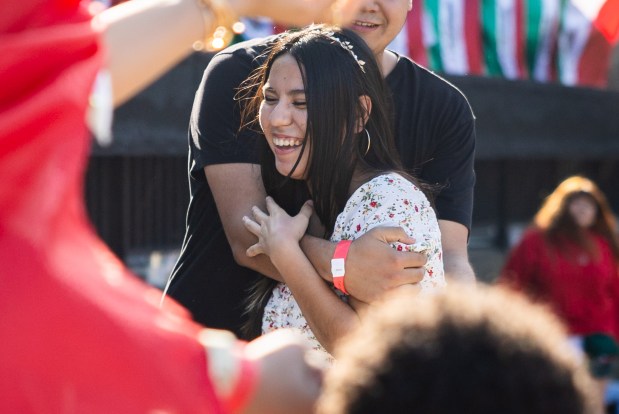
[262, 173, 446, 361]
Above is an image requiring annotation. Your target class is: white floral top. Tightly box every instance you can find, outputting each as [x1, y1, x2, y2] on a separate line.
[262, 173, 445, 361]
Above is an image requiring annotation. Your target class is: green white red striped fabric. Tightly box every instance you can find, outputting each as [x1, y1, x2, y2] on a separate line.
[236, 1, 619, 88]
[388, 0, 618, 88]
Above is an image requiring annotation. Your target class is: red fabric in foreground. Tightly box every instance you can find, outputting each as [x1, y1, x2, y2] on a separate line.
[0, 2, 223, 412]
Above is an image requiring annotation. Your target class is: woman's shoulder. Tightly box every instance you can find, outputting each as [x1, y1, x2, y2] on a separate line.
[515, 227, 547, 248]
[589, 231, 616, 252]
[333, 172, 439, 241]
[343, 172, 432, 216]
[361, 172, 421, 192]
[345, 172, 428, 207]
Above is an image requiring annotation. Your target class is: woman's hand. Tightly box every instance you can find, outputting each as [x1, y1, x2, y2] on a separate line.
[243, 197, 314, 260]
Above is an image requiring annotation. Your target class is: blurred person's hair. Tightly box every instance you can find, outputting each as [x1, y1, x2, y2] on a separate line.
[318, 285, 599, 414]
[534, 175, 619, 260]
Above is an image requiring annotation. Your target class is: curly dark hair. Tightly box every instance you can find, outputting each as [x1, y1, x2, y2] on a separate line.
[318, 285, 598, 414]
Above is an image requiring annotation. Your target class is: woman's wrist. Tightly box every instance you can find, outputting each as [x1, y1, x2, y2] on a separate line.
[270, 243, 305, 277]
[224, 0, 256, 18]
[193, 0, 245, 51]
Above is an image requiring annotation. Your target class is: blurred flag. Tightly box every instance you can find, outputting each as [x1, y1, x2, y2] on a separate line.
[396, 0, 484, 76]
[594, 0, 619, 44]
[388, 0, 618, 88]
[557, 0, 615, 87]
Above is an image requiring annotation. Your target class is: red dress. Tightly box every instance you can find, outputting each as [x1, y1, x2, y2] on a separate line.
[0, 1, 223, 412]
[501, 228, 619, 339]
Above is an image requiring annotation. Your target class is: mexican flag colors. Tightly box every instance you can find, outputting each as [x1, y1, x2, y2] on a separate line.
[393, 0, 619, 88]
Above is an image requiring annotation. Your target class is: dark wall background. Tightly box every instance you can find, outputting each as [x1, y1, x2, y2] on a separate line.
[86, 52, 619, 270]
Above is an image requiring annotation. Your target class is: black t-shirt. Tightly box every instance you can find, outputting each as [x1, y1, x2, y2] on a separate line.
[165, 37, 476, 338]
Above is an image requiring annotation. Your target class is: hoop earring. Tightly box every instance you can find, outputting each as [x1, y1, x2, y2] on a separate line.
[364, 128, 371, 156]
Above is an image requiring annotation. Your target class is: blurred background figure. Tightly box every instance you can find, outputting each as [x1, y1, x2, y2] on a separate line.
[317, 285, 600, 414]
[499, 176, 619, 407]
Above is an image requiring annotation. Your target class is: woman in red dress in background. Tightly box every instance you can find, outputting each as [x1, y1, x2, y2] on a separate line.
[500, 175, 619, 403]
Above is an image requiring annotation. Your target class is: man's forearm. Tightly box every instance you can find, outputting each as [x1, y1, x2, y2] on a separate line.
[232, 242, 285, 282]
[443, 254, 476, 284]
[207, 163, 285, 282]
[298, 227, 429, 303]
[438, 219, 476, 284]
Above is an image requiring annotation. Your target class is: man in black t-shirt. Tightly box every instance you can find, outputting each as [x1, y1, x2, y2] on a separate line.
[164, 0, 476, 338]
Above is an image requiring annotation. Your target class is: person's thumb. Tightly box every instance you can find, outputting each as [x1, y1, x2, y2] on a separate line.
[373, 226, 415, 245]
[298, 200, 314, 220]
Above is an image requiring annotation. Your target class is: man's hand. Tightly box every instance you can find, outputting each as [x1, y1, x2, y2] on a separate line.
[345, 227, 427, 303]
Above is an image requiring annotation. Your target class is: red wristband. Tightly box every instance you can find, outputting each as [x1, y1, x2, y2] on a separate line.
[222, 343, 260, 414]
[332, 240, 352, 295]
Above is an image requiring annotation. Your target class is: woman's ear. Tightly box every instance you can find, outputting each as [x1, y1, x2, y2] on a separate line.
[355, 95, 372, 133]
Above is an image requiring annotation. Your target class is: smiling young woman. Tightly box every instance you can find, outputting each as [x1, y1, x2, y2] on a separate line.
[239, 25, 445, 360]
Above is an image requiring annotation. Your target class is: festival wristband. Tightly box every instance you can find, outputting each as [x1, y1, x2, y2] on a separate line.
[223, 343, 260, 414]
[332, 240, 352, 295]
[199, 330, 260, 413]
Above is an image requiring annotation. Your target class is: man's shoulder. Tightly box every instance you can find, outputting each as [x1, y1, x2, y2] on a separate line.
[390, 53, 454, 89]
[201, 36, 278, 87]
[390, 53, 473, 111]
[213, 35, 279, 63]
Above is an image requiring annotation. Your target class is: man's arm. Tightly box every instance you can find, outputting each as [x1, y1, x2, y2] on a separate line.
[205, 163, 284, 282]
[438, 219, 475, 284]
[208, 163, 427, 297]
[417, 84, 477, 284]
[299, 227, 427, 302]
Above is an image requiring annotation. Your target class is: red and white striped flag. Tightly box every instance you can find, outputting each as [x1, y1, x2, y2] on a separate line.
[557, 0, 615, 87]
[594, 0, 619, 43]
[393, 0, 484, 75]
[239, 1, 618, 88]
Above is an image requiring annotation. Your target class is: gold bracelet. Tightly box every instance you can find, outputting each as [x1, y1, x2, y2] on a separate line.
[193, 0, 245, 52]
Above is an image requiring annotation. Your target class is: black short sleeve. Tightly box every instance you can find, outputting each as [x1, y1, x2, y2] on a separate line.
[387, 56, 476, 232]
[189, 41, 270, 172]
[424, 113, 476, 229]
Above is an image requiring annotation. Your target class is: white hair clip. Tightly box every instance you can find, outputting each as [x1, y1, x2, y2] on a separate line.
[323, 30, 367, 73]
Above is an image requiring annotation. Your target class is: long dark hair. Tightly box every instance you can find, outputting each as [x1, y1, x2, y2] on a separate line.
[534, 175, 619, 261]
[241, 24, 414, 233]
[239, 25, 425, 338]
